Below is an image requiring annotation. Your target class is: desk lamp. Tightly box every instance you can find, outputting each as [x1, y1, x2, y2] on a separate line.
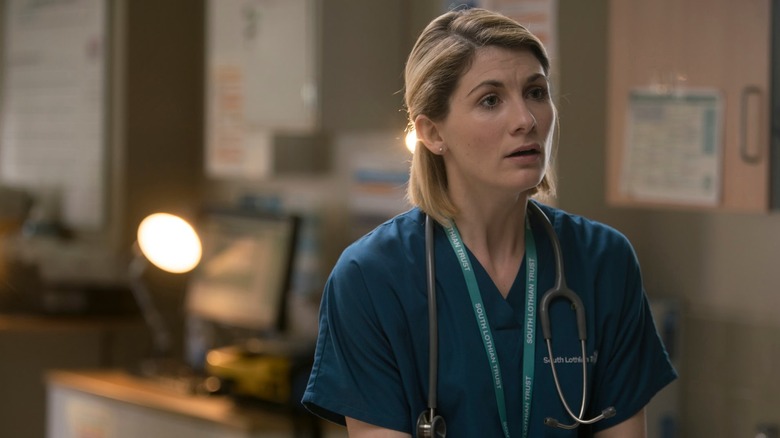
[128, 212, 201, 374]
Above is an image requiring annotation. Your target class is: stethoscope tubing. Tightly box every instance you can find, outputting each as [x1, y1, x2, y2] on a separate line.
[419, 202, 615, 437]
[425, 215, 438, 412]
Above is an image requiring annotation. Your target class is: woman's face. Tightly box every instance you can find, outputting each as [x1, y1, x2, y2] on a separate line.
[428, 46, 555, 202]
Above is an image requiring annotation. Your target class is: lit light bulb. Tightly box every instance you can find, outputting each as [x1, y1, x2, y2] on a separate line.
[405, 129, 418, 153]
[137, 213, 202, 273]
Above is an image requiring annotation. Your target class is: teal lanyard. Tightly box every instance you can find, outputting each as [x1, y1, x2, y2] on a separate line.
[444, 217, 537, 438]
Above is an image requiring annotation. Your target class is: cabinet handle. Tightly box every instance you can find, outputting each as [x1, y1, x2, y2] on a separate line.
[740, 85, 763, 164]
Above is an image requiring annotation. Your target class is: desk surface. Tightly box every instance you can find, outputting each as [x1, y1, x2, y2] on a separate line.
[47, 369, 296, 433]
[0, 314, 141, 332]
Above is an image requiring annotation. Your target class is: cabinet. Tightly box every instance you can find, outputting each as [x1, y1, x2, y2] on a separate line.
[606, 0, 772, 211]
[46, 370, 347, 438]
[205, 0, 413, 178]
[0, 316, 146, 438]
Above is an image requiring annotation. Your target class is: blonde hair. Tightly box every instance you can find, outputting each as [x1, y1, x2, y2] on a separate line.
[404, 8, 556, 225]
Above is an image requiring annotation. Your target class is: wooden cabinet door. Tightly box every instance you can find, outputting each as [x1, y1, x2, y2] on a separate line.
[607, 0, 771, 211]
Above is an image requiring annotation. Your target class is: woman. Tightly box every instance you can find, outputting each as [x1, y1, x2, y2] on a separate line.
[302, 7, 676, 437]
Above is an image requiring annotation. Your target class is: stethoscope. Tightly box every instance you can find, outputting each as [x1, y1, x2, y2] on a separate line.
[416, 201, 616, 438]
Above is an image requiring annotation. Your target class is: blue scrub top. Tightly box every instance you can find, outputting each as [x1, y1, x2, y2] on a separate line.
[302, 203, 676, 437]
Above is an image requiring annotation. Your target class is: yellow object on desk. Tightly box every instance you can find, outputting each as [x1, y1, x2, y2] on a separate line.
[206, 345, 294, 405]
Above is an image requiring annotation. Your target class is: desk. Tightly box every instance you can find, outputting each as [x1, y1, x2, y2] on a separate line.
[46, 370, 347, 438]
[0, 315, 146, 438]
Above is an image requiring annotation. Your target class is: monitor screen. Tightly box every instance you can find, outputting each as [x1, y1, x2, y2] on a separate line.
[185, 210, 299, 333]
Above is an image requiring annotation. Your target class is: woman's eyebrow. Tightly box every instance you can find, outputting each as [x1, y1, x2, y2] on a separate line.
[466, 79, 503, 97]
[466, 73, 549, 97]
[526, 73, 549, 85]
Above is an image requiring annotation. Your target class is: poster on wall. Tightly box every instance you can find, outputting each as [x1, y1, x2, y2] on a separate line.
[338, 131, 410, 241]
[205, 0, 316, 179]
[620, 89, 723, 206]
[0, 0, 107, 229]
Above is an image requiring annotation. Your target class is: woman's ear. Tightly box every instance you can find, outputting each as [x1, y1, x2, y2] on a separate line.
[413, 115, 446, 155]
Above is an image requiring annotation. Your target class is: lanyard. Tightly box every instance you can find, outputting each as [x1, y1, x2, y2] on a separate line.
[444, 216, 537, 438]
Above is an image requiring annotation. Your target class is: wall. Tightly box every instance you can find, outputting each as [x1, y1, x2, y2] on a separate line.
[111, 0, 206, 360]
[556, 1, 780, 436]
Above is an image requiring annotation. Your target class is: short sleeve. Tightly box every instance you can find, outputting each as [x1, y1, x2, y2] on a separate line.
[302, 255, 411, 432]
[591, 238, 677, 432]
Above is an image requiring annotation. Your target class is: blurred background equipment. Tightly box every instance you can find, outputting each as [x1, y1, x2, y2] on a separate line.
[183, 210, 309, 403]
[130, 212, 202, 375]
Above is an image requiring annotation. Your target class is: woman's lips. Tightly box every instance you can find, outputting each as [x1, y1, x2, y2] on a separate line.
[506, 144, 541, 159]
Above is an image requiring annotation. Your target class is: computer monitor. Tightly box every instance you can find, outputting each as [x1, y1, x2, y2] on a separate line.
[185, 210, 299, 334]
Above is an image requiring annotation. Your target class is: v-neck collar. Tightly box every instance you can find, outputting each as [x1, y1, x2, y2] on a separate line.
[434, 217, 553, 331]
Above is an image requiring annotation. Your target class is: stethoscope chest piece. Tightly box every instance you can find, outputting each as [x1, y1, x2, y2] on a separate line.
[416, 409, 446, 438]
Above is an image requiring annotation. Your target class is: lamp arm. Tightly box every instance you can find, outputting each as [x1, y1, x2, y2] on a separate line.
[128, 253, 172, 358]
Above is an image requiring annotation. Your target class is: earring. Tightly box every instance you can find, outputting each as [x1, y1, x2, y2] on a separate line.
[439, 147, 444, 154]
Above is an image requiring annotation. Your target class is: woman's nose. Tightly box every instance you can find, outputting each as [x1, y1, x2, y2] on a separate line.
[511, 99, 536, 133]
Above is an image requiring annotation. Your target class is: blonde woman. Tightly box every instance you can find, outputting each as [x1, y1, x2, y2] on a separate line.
[303, 8, 676, 438]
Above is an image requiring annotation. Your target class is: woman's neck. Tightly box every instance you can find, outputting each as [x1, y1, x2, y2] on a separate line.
[452, 195, 530, 298]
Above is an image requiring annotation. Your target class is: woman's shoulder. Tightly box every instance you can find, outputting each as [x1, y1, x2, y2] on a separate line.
[324, 208, 426, 311]
[336, 207, 426, 272]
[534, 201, 634, 256]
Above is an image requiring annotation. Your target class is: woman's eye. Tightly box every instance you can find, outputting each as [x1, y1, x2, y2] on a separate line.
[527, 86, 549, 100]
[480, 94, 500, 108]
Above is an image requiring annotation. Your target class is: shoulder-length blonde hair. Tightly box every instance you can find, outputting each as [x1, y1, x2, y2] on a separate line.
[404, 7, 556, 225]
